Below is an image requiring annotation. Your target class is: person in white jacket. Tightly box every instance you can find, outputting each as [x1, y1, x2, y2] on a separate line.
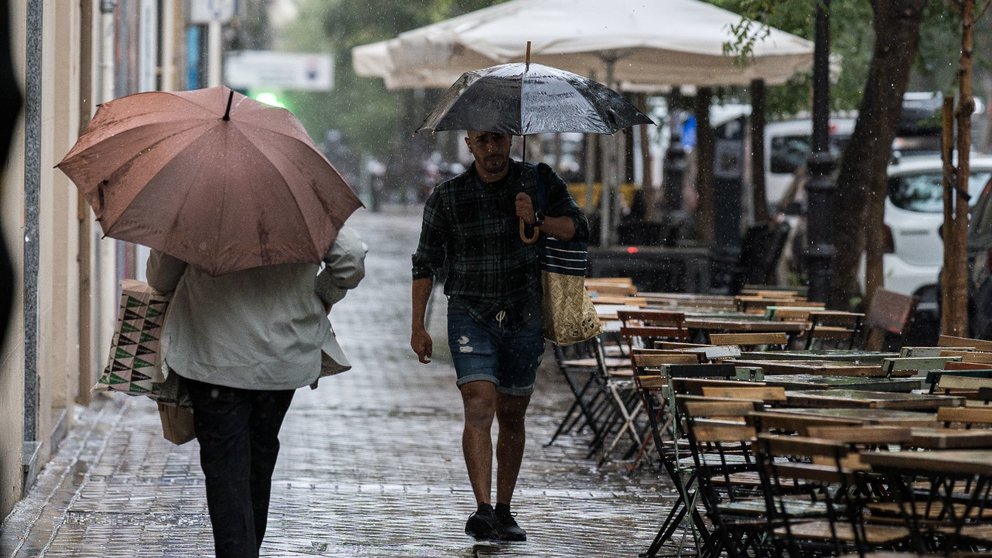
[147, 225, 366, 558]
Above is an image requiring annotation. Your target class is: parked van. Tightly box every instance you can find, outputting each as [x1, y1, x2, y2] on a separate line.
[762, 117, 856, 208]
[715, 92, 985, 212]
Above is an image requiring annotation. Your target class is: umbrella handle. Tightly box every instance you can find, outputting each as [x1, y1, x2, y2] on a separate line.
[519, 218, 540, 245]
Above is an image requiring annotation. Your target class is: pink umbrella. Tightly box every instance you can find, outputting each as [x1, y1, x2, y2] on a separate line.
[58, 86, 363, 276]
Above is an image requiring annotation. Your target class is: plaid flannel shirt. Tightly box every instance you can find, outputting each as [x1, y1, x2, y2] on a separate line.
[412, 159, 589, 327]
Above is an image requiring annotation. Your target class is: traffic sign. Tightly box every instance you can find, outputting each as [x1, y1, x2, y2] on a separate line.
[224, 50, 334, 91]
[190, 0, 235, 24]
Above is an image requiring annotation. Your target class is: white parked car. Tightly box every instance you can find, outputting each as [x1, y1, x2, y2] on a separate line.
[871, 154, 992, 312]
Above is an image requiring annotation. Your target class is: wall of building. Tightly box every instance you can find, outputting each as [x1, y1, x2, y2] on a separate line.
[1, 0, 193, 520]
[0, 0, 27, 521]
[0, 0, 91, 519]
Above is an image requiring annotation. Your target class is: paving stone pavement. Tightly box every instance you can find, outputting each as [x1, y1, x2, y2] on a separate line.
[1, 209, 686, 558]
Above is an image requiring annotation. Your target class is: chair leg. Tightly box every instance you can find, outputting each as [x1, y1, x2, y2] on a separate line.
[546, 369, 600, 446]
[598, 384, 643, 465]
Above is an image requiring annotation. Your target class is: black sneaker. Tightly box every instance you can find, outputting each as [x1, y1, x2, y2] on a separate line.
[496, 508, 527, 541]
[465, 507, 500, 541]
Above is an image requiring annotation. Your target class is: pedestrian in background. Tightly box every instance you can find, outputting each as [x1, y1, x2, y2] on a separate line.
[147, 226, 367, 558]
[410, 130, 589, 542]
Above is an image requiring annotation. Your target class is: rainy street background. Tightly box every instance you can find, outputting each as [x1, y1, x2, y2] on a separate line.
[0, 209, 680, 558]
[5, 1, 992, 557]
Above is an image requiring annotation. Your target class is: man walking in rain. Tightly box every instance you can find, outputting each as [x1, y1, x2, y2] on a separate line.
[410, 130, 589, 541]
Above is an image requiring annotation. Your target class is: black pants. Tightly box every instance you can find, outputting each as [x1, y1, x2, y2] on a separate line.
[186, 378, 295, 558]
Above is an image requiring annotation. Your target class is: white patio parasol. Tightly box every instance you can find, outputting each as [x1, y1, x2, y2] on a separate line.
[360, 0, 814, 90]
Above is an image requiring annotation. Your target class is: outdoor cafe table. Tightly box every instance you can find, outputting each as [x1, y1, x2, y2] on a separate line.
[907, 428, 992, 449]
[729, 359, 907, 377]
[783, 388, 964, 410]
[860, 449, 992, 553]
[862, 449, 992, 476]
[761, 374, 922, 393]
[595, 306, 754, 322]
[762, 407, 939, 427]
[684, 318, 807, 335]
[740, 350, 899, 364]
[636, 292, 737, 310]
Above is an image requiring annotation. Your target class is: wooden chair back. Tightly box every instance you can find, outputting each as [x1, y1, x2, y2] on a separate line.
[631, 352, 701, 367]
[935, 374, 992, 396]
[945, 361, 992, 370]
[924, 369, 992, 393]
[805, 310, 864, 350]
[862, 288, 917, 350]
[747, 411, 861, 435]
[673, 377, 763, 396]
[936, 406, 992, 428]
[708, 332, 789, 350]
[939, 334, 992, 351]
[618, 309, 687, 326]
[585, 278, 637, 296]
[950, 350, 992, 364]
[701, 385, 787, 403]
[617, 310, 689, 351]
[805, 425, 912, 469]
[766, 307, 813, 322]
[900, 346, 946, 357]
[591, 295, 648, 306]
[882, 356, 960, 376]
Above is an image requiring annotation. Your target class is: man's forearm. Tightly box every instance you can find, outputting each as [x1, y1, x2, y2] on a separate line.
[540, 215, 576, 241]
[412, 277, 433, 330]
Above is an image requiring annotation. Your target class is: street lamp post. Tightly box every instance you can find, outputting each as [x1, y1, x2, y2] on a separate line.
[804, 0, 836, 303]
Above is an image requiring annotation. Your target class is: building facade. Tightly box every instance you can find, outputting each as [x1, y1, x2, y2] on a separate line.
[0, 0, 196, 519]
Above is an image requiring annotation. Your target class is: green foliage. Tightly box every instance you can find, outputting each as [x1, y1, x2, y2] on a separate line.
[273, 0, 984, 157]
[708, 0, 873, 115]
[278, 0, 503, 158]
[708, 0, 992, 118]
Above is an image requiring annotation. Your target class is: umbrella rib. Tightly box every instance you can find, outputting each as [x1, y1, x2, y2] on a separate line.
[64, 119, 211, 167]
[229, 125, 314, 258]
[158, 132, 222, 267]
[235, 121, 350, 194]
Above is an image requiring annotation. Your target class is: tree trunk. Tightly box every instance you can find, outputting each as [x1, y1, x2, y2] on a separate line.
[947, 0, 975, 335]
[750, 79, 768, 224]
[864, 169, 886, 310]
[829, 0, 928, 309]
[941, 97, 956, 333]
[694, 88, 715, 243]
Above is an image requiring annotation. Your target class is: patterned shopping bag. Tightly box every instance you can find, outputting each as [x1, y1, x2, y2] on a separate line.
[94, 280, 169, 397]
[540, 237, 602, 345]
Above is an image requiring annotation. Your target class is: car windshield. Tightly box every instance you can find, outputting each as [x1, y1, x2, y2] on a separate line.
[769, 134, 848, 174]
[888, 169, 992, 212]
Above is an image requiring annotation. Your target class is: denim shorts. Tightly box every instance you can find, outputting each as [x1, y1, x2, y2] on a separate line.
[447, 301, 545, 397]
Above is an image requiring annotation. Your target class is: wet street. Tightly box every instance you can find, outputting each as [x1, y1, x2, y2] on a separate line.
[1, 209, 679, 557]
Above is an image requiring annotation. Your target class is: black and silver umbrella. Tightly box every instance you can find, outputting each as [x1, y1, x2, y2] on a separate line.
[416, 61, 653, 135]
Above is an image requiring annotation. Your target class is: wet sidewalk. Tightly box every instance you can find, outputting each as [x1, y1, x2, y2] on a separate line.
[1, 210, 679, 558]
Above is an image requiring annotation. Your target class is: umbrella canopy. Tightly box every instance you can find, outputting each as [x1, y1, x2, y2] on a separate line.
[356, 0, 814, 90]
[416, 62, 654, 135]
[352, 39, 465, 90]
[58, 86, 363, 276]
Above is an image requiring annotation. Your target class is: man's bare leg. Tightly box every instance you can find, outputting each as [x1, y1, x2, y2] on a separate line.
[460, 380, 498, 504]
[494, 393, 530, 541]
[459, 381, 503, 540]
[495, 393, 530, 505]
